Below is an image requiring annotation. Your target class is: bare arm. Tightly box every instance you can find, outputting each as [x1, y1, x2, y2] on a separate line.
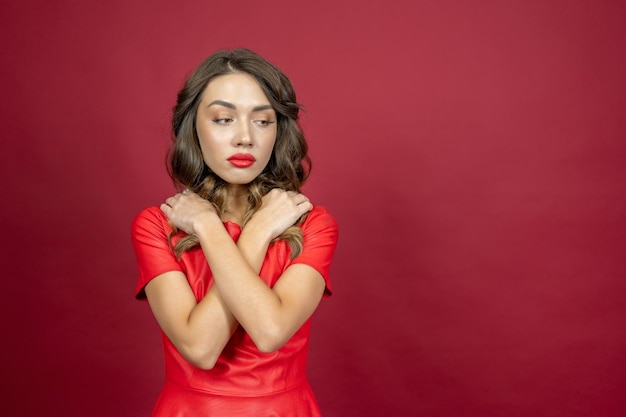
[144, 273, 236, 370]
[143, 193, 275, 370]
[195, 217, 326, 353]
[143, 223, 283, 369]
[162, 189, 325, 353]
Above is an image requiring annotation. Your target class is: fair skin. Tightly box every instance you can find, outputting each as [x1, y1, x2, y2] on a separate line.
[144, 73, 325, 369]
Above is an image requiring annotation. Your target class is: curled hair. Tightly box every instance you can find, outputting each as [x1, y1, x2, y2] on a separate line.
[167, 48, 311, 258]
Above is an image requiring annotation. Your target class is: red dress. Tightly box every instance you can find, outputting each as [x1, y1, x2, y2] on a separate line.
[131, 205, 338, 417]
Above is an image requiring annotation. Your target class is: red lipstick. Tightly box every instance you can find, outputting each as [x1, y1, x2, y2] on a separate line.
[227, 153, 256, 168]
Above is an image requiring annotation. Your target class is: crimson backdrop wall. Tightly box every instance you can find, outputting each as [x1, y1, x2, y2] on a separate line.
[1, 1, 625, 416]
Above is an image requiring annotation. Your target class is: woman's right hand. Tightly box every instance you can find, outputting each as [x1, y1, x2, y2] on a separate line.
[160, 189, 219, 236]
[246, 189, 313, 241]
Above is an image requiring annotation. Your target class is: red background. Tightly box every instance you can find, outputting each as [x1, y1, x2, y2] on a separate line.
[1, 1, 625, 416]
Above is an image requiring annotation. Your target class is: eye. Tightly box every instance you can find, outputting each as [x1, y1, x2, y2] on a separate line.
[254, 119, 276, 127]
[212, 117, 234, 125]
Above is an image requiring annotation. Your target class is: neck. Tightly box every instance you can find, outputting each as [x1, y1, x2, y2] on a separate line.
[223, 184, 249, 224]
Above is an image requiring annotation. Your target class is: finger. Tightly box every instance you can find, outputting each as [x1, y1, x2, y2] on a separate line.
[293, 193, 310, 204]
[299, 201, 313, 214]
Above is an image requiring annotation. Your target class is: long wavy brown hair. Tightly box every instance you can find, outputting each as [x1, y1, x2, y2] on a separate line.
[167, 48, 311, 258]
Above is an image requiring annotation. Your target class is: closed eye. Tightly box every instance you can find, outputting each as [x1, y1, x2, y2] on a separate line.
[212, 118, 234, 124]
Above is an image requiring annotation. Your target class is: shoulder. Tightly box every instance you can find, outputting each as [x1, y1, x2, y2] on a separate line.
[131, 206, 173, 239]
[130, 207, 182, 299]
[302, 205, 338, 231]
[290, 205, 338, 292]
[300, 205, 339, 243]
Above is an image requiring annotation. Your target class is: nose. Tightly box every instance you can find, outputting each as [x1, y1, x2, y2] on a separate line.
[234, 120, 253, 147]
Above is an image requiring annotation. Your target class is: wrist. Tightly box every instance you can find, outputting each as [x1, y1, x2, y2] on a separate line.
[240, 219, 274, 247]
[191, 211, 222, 239]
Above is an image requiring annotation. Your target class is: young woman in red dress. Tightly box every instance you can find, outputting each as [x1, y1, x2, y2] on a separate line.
[131, 48, 338, 416]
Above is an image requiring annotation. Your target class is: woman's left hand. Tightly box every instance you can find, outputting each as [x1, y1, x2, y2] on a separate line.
[245, 188, 313, 241]
[160, 190, 218, 235]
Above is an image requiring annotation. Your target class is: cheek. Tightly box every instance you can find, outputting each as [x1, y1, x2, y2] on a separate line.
[196, 126, 221, 152]
[197, 139, 219, 167]
[267, 127, 278, 151]
[263, 137, 277, 160]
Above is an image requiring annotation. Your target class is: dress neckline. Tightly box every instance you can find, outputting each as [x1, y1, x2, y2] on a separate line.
[223, 220, 241, 229]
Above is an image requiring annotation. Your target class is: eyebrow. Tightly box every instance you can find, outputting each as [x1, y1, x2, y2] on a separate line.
[207, 100, 274, 112]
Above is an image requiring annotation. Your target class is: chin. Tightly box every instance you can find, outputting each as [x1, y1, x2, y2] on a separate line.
[219, 175, 259, 186]
[213, 167, 265, 187]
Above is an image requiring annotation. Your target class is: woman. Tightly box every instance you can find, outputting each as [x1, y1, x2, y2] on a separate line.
[131, 48, 338, 416]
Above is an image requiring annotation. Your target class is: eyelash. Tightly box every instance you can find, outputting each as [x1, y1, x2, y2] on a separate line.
[211, 118, 275, 127]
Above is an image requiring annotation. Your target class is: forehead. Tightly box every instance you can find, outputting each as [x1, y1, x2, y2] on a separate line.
[201, 73, 270, 105]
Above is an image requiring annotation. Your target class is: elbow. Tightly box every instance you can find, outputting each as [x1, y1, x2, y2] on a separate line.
[179, 345, 220, 370]
[255, 340, 283, 354]
[189, 355, 218, 370]
[251, 326, 289, 354]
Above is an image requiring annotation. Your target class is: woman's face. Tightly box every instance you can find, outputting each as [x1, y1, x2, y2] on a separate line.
[195, 73, 277, 185]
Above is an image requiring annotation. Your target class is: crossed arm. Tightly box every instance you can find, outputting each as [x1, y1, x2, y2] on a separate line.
[143, 189, 326, 369]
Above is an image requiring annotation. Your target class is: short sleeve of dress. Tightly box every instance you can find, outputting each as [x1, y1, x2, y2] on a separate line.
[289, 206, 339, 296]
[131, 207, 183, 299]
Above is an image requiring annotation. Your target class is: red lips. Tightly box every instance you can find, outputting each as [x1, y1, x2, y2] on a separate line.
[227, 153, 256, 168]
